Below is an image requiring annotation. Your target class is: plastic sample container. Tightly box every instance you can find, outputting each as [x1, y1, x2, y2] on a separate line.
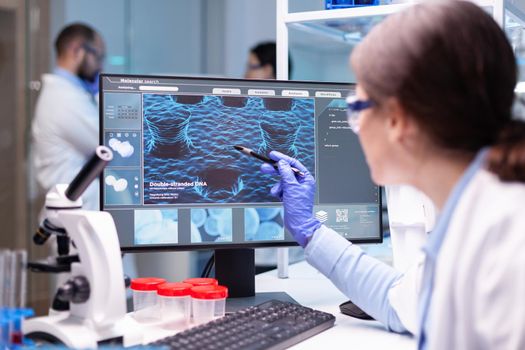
[183, 278, 219, 319]
[157, 282, 192, 330]
[130, 277, 166, 322]
[182, 277, 218, 287]
[191, 285, 228, 325]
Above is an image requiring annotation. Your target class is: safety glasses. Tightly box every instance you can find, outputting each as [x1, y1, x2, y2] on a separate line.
[83, 43, 105, 64]
[346, 95, 374, 134]
[246, 63, 263, 70]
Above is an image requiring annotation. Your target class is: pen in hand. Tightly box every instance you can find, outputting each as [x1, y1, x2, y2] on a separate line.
[233, 145, 305, 177]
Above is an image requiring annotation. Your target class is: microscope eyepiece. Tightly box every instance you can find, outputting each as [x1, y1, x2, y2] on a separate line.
[65, 145, 113, 202]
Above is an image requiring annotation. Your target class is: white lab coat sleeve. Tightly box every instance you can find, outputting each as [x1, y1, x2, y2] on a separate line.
[386, 185, 435, 272]
[387, 254, 425, 335]
[305, 225, 408, 333]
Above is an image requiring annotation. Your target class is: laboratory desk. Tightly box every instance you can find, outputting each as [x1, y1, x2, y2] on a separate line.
[255, 261, 416, 350]
[140, 260, 415, 349]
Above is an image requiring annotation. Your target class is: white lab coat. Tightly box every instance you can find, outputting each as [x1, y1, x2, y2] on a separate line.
[32, 74, 100, 210]
[386, 185, 436, 271]
[387, 254, 425, 335]
[427, 168, 525, 349]
[387, 168, 525, 346]
[386, 185, 435, 334]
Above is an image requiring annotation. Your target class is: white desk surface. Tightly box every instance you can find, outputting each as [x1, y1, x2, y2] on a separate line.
[255, 261, 416, 350]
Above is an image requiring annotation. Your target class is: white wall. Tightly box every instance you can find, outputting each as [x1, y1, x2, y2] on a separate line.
[49, 0, 280, 79]
[50, 0, 128, 73]
[128, 0, 203, 75]
[289, 0, 325, 12]
[222, 0, 277, 78]
[49, 0, 203, 75]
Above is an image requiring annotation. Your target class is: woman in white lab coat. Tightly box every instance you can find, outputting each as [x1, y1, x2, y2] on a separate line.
[262, 1, 525, 348]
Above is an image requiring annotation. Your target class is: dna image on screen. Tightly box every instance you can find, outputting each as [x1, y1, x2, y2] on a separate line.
[142, 94, 315, 205]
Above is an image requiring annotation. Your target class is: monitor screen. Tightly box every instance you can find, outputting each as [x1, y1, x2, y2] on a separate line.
[99, 74, 382, 253]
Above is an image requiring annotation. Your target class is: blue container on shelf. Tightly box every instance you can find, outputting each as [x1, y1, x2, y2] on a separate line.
[325, 0, 380, 9]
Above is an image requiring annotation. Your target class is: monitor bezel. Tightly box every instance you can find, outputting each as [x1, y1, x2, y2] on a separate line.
[99, 73, 383, 252]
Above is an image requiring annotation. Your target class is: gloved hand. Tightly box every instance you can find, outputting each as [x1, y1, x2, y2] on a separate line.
[260, 151, 321, 247]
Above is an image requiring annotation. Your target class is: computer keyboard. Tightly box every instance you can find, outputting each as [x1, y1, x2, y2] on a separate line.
[149, 299, 336, 350]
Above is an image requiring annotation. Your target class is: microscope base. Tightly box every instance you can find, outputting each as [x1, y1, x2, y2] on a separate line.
[24, 313, 144, 348]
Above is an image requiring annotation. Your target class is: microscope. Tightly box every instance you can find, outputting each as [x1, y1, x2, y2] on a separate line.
[24, 146, 143, 348]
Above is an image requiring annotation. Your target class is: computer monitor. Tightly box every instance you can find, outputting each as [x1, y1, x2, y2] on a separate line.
[99, 74, 382, 304]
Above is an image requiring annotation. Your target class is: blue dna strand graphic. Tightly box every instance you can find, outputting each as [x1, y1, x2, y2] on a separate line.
[220, 96, 248, 108]
[142, 94, 314, 205]
[258, 98, 301, 157]
[193, 172, 244, 201]
[143, 95, 203, 156]
[259, 117, 301, 158]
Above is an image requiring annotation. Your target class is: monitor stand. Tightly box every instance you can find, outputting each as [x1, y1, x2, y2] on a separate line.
[214, 248, 298, 313]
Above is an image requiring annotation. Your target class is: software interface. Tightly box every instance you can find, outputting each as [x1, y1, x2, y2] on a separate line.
[100, 74, 381, 250]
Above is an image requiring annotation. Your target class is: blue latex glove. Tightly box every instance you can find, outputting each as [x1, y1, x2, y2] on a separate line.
[261, 151, 321, 247]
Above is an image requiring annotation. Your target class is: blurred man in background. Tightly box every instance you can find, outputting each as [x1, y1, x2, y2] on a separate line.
[32, 23, 105, 211]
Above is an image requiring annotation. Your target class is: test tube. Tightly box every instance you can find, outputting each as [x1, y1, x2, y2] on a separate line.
[0, 250, 11, 307]
[0, 250, 27, 308]
[11, 251, 27, 308]
[0, 249, 31, 349]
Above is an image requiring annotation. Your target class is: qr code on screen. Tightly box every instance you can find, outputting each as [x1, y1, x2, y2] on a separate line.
[336, 209, 348, 223]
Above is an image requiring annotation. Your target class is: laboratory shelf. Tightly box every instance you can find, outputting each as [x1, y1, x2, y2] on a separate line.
[277, 0, 524, 82]
[284, 3, 409, 24]
[284, 1, 505, 47]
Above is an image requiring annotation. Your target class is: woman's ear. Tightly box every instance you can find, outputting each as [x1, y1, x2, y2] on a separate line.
[385, 98, 418, 145]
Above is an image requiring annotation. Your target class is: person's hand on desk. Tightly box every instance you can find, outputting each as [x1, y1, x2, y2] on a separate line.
[260, 151, 321, 247]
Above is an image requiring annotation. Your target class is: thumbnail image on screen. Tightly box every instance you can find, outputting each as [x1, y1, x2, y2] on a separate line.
[134, 208, 178, 245]
[244, 207, 284, 242]
[190, 208, 233, 243]
[142, 94, 314, 205]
